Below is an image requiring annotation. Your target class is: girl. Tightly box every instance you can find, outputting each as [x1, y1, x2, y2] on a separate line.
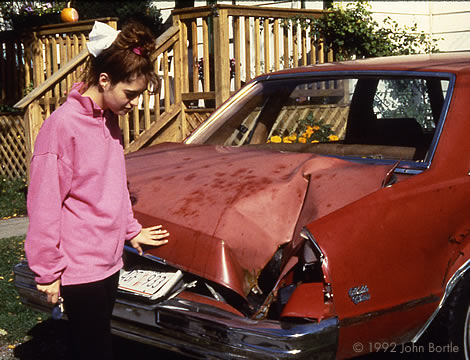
[25, 20, 169, 360]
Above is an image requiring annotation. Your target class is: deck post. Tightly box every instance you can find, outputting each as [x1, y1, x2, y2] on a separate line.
[213, 7, 230, 108]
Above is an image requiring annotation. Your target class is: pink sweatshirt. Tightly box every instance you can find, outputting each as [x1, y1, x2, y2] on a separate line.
[25, 83, 142, 286]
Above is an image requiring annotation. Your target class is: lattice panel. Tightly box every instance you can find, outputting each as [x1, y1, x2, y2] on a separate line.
[310, 104, 349, 138]
[0, 114, 26, 179]
[184, 110, 212, 136]
[270, 104, 349, 139]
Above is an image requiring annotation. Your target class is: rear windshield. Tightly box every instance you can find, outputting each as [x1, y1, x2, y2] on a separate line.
[188, 73, 452, 170]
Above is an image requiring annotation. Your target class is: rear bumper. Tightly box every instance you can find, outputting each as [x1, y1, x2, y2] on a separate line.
[15, 262, 338, 359]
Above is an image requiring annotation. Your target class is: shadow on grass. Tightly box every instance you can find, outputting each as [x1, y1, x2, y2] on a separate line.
[13, 319, 70, 359]
[13, 318, 450, 360]
[13, 318, 188, 360]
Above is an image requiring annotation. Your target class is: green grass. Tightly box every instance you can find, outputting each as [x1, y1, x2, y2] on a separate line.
[0, 235, 43, 346]
[0, 178, 27, 219]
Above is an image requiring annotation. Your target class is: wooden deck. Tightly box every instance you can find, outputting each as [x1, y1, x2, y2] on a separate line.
[1, 5, 339, 179]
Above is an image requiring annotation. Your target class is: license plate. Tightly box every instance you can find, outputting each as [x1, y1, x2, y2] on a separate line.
[118, 269, 183, 300]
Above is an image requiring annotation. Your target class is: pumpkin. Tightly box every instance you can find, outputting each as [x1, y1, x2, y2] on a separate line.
[60, 7, 79, 23]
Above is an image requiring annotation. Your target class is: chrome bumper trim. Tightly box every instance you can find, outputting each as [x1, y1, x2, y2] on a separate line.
[112, 297, 338, 359]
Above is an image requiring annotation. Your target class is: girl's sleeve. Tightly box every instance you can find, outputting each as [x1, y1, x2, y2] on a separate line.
[125, 186, 142, 240]
[25, 153, 73, 284]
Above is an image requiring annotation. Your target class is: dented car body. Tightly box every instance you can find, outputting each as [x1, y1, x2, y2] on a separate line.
[15, 53, 470, 359]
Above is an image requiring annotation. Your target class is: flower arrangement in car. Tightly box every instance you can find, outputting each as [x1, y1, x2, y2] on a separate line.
[268, 112, 339, 144]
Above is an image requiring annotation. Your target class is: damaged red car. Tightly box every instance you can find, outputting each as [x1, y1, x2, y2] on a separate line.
[15, 52, 470, 359]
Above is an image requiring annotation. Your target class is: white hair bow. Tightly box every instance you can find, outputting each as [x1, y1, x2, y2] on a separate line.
[86, 21, 120, 57]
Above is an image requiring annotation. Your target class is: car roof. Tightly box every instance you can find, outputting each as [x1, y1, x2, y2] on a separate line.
[264, 52, 470, 77]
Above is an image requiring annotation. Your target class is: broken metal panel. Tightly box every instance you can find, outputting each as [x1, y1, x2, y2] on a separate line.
[281, 282, 335, 320]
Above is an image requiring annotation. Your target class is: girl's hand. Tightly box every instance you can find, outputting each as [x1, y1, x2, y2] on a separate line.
[37, 278, 61, 304]
[129, 225, 169, 255]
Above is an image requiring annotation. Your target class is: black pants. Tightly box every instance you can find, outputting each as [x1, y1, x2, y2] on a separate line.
[61, 271, 120, 360]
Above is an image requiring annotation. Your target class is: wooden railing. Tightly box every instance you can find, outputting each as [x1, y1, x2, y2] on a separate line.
[121, 25, 183, 154]
[0, 18, 117, 106]
[14, 24, 188, 172]
[172, 4, 332, 108]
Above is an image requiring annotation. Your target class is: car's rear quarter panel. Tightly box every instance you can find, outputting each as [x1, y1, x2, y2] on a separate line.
[308, 175, 468, 358]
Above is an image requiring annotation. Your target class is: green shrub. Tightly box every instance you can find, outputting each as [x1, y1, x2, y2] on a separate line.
[285, 1, 439, 61]
[0, 178, 27, 219]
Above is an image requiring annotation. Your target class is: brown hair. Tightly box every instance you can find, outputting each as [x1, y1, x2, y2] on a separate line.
[83, 21, 159, 93]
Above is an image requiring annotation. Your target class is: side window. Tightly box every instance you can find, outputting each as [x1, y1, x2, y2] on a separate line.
[373, 79, 434, 130]
[364, 78, 448, 158]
